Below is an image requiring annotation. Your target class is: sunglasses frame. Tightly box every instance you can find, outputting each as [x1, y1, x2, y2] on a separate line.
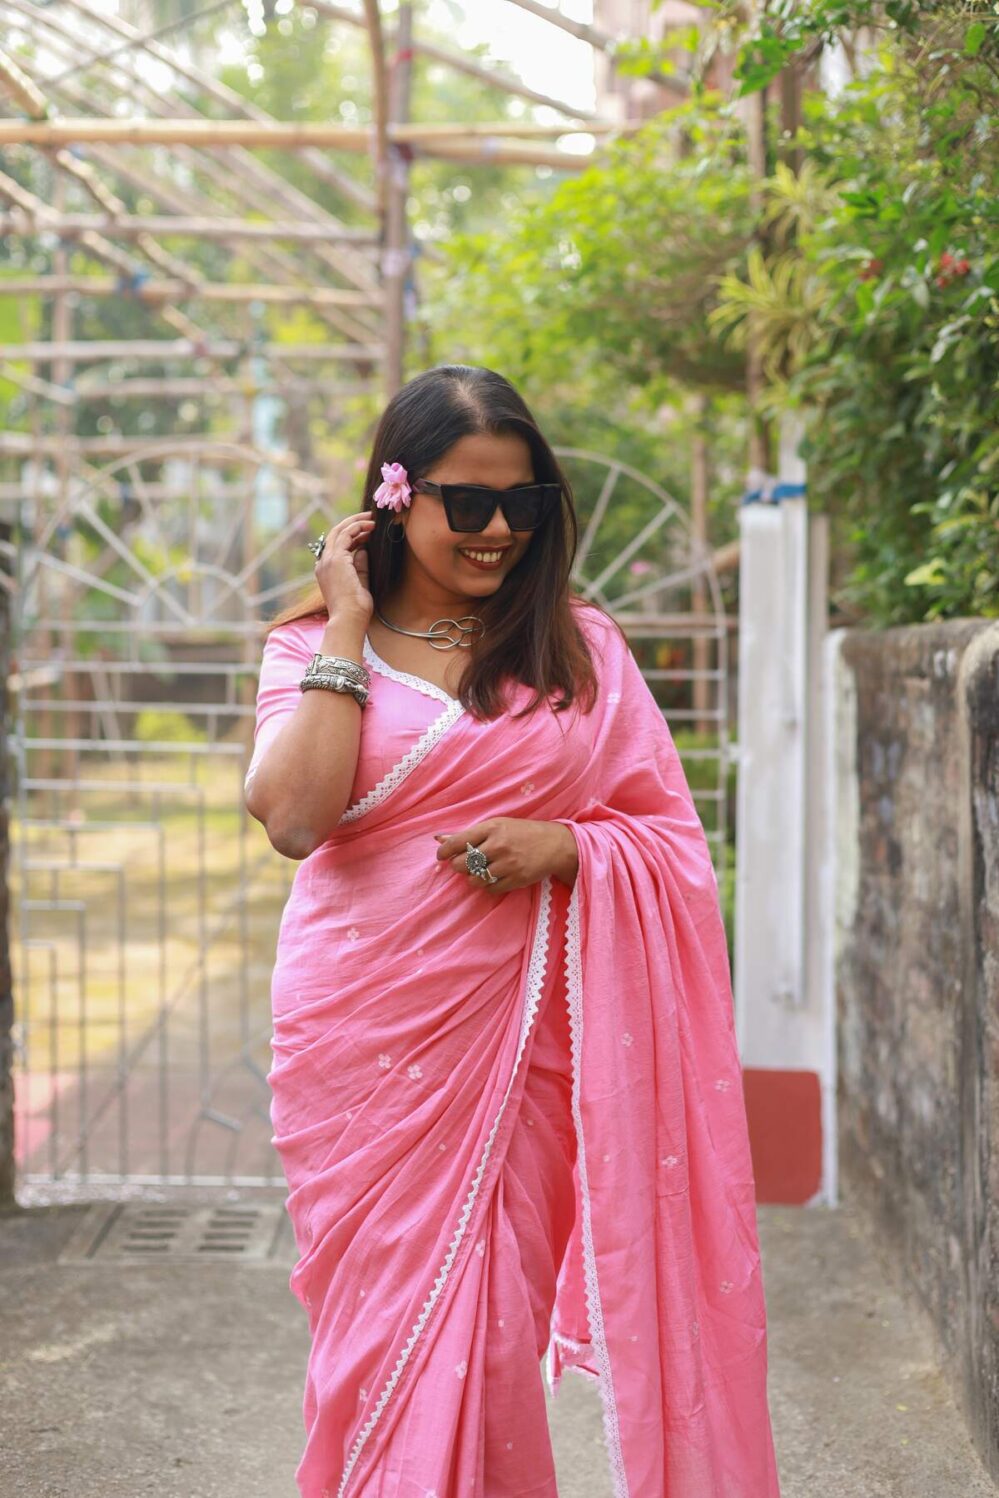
[410, 478, 560, 533]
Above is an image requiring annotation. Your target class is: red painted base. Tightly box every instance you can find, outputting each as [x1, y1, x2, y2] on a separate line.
[742, 1067, 823, 1204]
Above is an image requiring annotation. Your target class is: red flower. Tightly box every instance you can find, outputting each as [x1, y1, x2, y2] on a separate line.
[935, 251, 972, 286]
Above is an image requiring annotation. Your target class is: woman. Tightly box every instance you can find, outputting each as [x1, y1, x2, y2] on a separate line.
[245, 364, 782, 1498]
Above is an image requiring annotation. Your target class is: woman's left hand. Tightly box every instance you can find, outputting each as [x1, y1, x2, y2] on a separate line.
[433, 818, 578, 893]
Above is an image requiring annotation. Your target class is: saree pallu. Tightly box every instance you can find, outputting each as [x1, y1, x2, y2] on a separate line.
[254, 602, 781, 1498]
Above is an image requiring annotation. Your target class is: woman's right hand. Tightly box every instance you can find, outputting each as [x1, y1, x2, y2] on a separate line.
[314, 510, 377, 626]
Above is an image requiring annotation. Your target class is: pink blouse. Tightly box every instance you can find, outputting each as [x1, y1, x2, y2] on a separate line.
[245, 614, 472, 1013]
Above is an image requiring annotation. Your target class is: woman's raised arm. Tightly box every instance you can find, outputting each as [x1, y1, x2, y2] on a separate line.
[244, 612, 367, 860]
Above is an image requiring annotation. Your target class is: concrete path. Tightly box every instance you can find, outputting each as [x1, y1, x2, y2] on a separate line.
[1, 1187, 995, 1497]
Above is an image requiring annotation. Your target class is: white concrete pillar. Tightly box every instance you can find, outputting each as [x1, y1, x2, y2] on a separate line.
[734, 414, 834, 1204]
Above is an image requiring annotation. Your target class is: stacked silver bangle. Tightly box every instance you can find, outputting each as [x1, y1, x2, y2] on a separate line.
[299, 652, 371, 709]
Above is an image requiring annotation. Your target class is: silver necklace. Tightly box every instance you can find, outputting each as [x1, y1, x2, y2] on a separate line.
[375, 606, 485, 652]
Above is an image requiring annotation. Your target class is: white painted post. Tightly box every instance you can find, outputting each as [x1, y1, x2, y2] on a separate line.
[733, 414, 833, 1203]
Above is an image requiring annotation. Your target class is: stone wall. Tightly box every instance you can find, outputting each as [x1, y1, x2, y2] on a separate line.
[833, 619, 999, 1479]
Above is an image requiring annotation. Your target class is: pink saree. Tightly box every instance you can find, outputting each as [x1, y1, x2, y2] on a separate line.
[248, 600, 781, 1498]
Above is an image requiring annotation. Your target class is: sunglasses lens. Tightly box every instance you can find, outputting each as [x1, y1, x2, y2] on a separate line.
[445, 489, 492, 530]
[446, 485, 557, 531]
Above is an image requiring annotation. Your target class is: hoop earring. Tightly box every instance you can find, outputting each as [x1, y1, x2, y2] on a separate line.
[387, 517, 406, 543]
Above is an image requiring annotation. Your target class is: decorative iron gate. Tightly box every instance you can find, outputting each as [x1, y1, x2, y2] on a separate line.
[8, 442, 731, 1189]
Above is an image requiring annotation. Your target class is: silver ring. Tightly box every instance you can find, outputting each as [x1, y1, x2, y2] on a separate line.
[465, 841, 498, 884]
[307, 532, 326, 559]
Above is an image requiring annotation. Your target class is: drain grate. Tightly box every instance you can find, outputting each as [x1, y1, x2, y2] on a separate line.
[57, 1201, 290, 1264]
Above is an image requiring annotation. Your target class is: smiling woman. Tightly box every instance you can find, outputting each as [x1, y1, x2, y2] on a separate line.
[246, 364, 781, 1498]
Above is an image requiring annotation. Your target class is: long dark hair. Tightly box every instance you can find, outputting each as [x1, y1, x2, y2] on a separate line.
[267, 363, 622, 721]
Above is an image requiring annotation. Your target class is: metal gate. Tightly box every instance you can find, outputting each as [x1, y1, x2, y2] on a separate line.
[8, 441, 730, 1190]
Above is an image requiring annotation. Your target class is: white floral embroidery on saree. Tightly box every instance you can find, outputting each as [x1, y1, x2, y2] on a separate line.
[335, 874, 555, 1497]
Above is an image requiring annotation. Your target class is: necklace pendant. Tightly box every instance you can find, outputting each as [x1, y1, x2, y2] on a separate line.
[427, 615, 486, 651]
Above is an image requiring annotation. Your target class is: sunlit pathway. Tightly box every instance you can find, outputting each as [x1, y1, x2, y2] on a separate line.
[1, 1194, 994, 1497]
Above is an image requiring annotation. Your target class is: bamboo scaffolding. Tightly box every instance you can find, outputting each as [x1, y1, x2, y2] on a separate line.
[0, 0, 660, 478]
[0, 3, 383, 345]
[0, 7, 386, 345]
[0, 0, 383, 304]
[0, 212, 378, 244]
[0, 45, 213, 343]
[0, 167, 210, 344]
[79, 141, 384, 339]
[49, 0, 379, 215]
[47, 0, 240, 85]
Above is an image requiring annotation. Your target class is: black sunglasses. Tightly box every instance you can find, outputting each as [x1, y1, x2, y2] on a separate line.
[411, 479, 560, 533]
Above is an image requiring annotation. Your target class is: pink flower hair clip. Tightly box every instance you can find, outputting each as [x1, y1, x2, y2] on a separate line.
[372, 460, 413, 512]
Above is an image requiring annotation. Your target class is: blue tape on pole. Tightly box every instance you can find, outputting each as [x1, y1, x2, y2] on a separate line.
[116, 270, 151, 296]
[740, 481, 807, 506]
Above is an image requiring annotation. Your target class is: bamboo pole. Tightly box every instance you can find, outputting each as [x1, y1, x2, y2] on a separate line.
[74, 376, 366, 397]
[52, 177, 82, 785]
[744, 15, 772, 481]
[0, 340, 383, 363]
[0, 212, 378, 244]
[0, 118, 618, 158]
[383, 3, 413, 398]
[0, 115, 631, 144]
[0, 362, 77, 406]
[0, 480, 331, 500]
[397, 120, 628, 138]
[689, 392, 711, 736]
[402, 139, 595, 168]
[363, 0, 390, 223]
[0, 42, 48, 114]
[0, 373, 370, 406]
[0, 277, 380, 307]
[0, 433, 307, 458]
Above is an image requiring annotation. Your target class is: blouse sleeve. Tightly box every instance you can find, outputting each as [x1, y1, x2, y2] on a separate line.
[244, 617, 322, 795]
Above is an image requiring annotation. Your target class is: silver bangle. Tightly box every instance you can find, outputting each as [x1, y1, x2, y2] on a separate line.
[306, 651, 370, 685]
[300, 672, 369, 708]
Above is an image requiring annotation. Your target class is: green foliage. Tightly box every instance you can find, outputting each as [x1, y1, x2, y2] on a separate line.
[134, 708, 206, 745]
[429, 99, 754, 399]
[438, 3, 997, 626]
[708, 29, 999, 622]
